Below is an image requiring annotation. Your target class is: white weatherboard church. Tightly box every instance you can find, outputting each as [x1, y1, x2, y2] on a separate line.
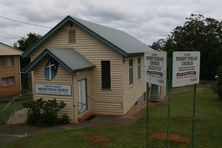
[23, 16, 154, 123]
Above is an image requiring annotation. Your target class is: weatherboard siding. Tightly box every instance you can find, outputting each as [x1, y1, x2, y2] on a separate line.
[32, 57, 74, 122]
[123, 56, 146, 114]
[73, 25, 124, 115]
[30, 23, 124, 119]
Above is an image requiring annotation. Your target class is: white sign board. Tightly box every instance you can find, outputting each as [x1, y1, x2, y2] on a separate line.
[145, 51, 167, 86]
[172, 51, 200, 87]
[35, 84, 72, 96]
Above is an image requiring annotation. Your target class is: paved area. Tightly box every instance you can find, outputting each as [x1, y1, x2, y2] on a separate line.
[7, 108, 27, 124]
[0, 101, 160, 146]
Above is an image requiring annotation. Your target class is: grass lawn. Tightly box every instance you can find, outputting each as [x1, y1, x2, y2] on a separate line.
[2, 86, 222, 148]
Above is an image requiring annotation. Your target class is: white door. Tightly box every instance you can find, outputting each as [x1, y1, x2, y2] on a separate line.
[78, 79, 88, 114]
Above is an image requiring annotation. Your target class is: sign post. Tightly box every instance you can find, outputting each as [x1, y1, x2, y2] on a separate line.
[192, 84, 197, 148]
[144, 50, 167, 148]
[172, 51, 200, 148]
[166, 57, 172, 148]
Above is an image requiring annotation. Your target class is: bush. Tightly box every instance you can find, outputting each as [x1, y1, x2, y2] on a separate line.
[23, 98, 70, 126]
[57, 115, 70, 125]
[216, 66, 222, 98]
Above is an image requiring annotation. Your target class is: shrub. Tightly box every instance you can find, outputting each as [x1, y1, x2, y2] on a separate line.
[23, 98, 70, 126]
[23, 99, 44, 125]
[216, 66, 222, 98]
[57, 115, 70, 125]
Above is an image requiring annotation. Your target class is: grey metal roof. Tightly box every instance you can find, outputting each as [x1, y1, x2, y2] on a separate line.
[74, 17, 153, 54]
[49, 48, 95, 72]
[23, 16, 153, 57]
[24, 48, 95, 74]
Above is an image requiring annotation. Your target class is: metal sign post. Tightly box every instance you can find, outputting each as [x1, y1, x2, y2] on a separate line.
[192, 84, 197, 148]
[172, 51, 200, 148]
[146, 83, 150, 148]
[144, 50, 167, 148]
[166, 57, 172, 148]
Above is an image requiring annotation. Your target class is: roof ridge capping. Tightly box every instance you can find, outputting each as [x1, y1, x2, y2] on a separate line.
[22, 15, 153, 57]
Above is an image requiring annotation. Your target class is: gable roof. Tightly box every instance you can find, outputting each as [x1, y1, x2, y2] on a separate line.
[0, 42, 23, 56]
[24, 48, 95, 74]
[23, 16, 153, 57]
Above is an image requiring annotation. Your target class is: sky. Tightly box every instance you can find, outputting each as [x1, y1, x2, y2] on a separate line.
[0, 0, 221, 46]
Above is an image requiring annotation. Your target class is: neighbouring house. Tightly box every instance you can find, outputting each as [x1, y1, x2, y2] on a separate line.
[23, 16, 153, 123]
[0, 42, 23, 98]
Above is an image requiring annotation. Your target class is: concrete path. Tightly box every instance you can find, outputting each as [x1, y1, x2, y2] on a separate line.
[7, 108, 27, 124]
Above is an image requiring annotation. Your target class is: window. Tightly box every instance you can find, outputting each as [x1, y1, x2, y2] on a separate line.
[138, 57, 141, 80]
[1, 76, 15, 86]
[0, 56, 14, 67]
[68, 30, 76, 44]
[101, 61, 111, 89]
[129, 59, 134, 85]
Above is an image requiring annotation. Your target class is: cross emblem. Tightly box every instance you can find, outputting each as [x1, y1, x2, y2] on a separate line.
[44, 58, 58, 81]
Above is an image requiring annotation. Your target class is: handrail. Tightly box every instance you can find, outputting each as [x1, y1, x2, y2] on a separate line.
[2, 96, 18, 111]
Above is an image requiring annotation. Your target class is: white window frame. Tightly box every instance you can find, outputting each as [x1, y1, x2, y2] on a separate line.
[129, 59, 134, 86]
[138, 57, 141, 80]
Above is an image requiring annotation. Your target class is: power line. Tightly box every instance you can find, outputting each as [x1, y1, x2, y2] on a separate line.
[0, 15, 51, 29]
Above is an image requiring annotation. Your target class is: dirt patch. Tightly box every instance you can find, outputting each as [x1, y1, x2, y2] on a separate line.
[82, 135, 111, 143]
[151, 132, 191, 144]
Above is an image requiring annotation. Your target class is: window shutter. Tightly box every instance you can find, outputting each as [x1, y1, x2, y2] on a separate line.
[68, 30, 76, 44]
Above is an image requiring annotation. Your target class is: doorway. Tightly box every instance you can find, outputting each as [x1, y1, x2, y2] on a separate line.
[78, 79, 88, 114]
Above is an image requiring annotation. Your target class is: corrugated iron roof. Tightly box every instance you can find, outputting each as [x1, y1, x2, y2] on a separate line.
[24, 48, 95, 74]
[23, 16, 153, 57]
[73, 17, 152, 54]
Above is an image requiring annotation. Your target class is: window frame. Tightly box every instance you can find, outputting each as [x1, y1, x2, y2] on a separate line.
[0, 56, 14, 67]
[129, 58, 134, 86]
[1, 76, 15, 86]
[137, 57, 141, 80]
[101, 60, 111, 90]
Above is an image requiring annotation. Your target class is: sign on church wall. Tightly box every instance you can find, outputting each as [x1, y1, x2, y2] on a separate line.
[35, 84, 72, 96]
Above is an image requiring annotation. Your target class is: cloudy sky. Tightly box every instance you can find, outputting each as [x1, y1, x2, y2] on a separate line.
[0, 0, 221, 46]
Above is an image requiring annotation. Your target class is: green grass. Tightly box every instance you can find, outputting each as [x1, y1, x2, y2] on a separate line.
[2, 86, 222, 148]
[0, 96, 31, 125]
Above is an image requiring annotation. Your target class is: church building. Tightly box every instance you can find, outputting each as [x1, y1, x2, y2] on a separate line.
[23, 16, 153, 123]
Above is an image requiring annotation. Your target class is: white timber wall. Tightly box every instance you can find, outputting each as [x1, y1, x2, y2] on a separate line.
[122, 56, 146, 114]
[32, 57, 74, 122]
[31, 23, 124, 117]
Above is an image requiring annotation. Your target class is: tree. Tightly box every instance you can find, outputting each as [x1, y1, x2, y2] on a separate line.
[161, 14, 222, 80]
[14, 33, 41, 90]
[216, 66, 222, 98]
[150, 39, 166, 50]
[14, 32, 41, 69]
